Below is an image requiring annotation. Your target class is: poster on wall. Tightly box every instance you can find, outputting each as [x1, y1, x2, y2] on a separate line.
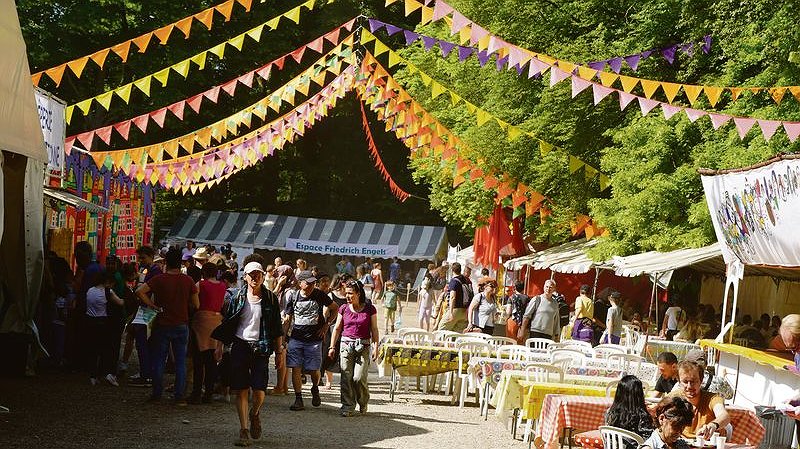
[700, 156, 800, 267]
[34, 88, 66, 176]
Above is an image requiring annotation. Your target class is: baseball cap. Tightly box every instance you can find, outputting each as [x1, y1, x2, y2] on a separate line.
[243, 261, 266, 275]
[684, 348, 707, 366]
[297, 270, 317, 284]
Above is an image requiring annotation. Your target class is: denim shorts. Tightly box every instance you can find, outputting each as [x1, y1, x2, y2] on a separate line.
[287, 338, 322, 371]
[230, 338, 269, 391]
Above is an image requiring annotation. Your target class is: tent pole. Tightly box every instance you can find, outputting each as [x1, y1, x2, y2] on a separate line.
[525, 264, 531, 295]
[728, 280, 740, 344]
[591, 267, 600, 300]
[645, 273, 660, 343]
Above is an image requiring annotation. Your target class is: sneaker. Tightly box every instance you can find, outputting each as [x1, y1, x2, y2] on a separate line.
[118, 361, 128, 372]
[234, 429, 251, 447]
[89, 377, 98, 386]
[249, 411, 261, 439]
[128, 377, 151, 387]
[289, 397, 305, 411]
[105, 374, 120, 387]
[311, 386, 321, 407]
[359, 405, 368, 415]
[340, 410, 354, 417]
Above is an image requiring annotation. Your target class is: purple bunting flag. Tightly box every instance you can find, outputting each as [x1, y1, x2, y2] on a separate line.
[439, 40, 456, 57]
[496, 55, 508, 71]
[476, 50, 491, 67]
[384, 24, 402, 36]
[422, 35, 437, 50]
[457, 46, 474, 62]
[624, 54, 641, 71]
[588, 61, 606, 71]
[702, 35, 712, 54]
[661, 45, 677, 64]
[368, 19, 383, 33]
[607, 57, 623, 74]
[403, 30, 420, 45]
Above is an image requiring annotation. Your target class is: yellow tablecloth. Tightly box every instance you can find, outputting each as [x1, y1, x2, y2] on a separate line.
[698, 340, 793, 371]
[377, 343, 463, 377]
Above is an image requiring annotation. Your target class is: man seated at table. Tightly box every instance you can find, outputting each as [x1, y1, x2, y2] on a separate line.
[669, 349, 734, 400]
[669, 360, 730, 439]
[650, 352, 679, 398]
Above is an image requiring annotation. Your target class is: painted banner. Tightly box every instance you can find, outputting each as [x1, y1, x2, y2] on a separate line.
[35, 89, 66, 174]
[701, 156, 800, 267]
[285, 238, 399, 258]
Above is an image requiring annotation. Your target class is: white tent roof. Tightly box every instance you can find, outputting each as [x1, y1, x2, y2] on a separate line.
[43, 187, 109, 214]
[0, 0, 46, 162]
[611, 243, 724, 277]
[504, 239, 603, 274]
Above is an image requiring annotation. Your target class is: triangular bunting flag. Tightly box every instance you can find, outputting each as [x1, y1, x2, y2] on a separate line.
[113, 121, 131, 140]
[598, 71, 618, 87]
[209, 43, 226, 58]
[757, 119, 781, 141]
[153, 68, 170, 87]
[783, 123, 800, 143]
[733, 117, 756, 139]
[111, 41, 131, 62]
[95, 126, 113, 145]
[133, 76, 152, 96]
[571, 76, 591, 97]
[167, 101, 185, 120]
[89, 49, 110, 69]
[151, 108, 168, 128]
[683, 84, 703, 105]
[284, 6, 302, 24]
[265, 16, 281, 30]
[221, 79, 238, 97]
[153, 24, 174, 44]
[76, 98, 93, 115]
[568, 156, 583, 173]
[175, 16, 193, 38]
[45, 64, 67, 86]
[191, 52, 207, 70]
[661, 82, 681, 103]
[708, 113, 731, 130]
[769, 88, 786, 104]
[115, 83, 133, 103]
[131, 114, 149, 133]
[638, 97, 659, 115]
[132, 33, 152, 53]
[640, 79, 659, 98]
[95, 91, 114, 111]
[619, 91, 636, 110]
[661, 103, 682, 119]
[704, 86, 723, 107]
[684, 108, 706, 122]
[67, 57, 89, 78]
[728, 87, 744, 101]
[619, 75, 638, 93]
[216, 0, 235, 21]
[194, 9, 214, 30]
[172, 59, 191, 78]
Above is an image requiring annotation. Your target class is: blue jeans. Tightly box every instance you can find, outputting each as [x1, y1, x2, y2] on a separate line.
[131, 323, 152, 379]
[151, 325, 189, 399]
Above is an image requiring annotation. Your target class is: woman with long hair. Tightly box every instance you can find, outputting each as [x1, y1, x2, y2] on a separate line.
[189, 262, 226, 403]
[321, 274, 350, 390]
[466, 277, 499, 334]
[328, 280, 379, 416]
[641, 396, 694, 449]
[605, 374, 653, 446]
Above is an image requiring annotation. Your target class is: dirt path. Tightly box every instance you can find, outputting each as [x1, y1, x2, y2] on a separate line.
[0, 304, 523, 448]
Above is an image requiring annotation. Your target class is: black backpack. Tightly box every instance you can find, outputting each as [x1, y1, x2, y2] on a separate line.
[554, 293, 570, 327]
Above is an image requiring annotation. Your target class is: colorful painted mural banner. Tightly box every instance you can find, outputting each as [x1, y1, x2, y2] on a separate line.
[701, 155, 800, 266]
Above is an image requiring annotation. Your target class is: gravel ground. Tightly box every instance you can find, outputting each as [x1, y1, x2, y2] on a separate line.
[0, 303, 524, 449]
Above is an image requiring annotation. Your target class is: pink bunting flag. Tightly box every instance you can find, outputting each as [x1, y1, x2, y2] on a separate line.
[784, 123, 800, 143]
[638, 97, 659, 115]
[239, 71, 255, 88]
[256, 64, 272, 81]
[77, 131, 95, 151]
[528, 58, 547, 78]
[114, 121, 132, 140]
[592, 83, 614, 104]
[64, 137, 75, 155]
[432, 0, 454, 21]
[450, 12, 470, 35]
[167, 101, 185, 120]
[221, 81, 239, 97]
[290, 46, 306, 64]
[661, 103, 682, 119]
[205, 86, 221, 103]
[549, 67, 570, 87]
[507, 47, 526, 69]
[469, 24, 488, 45]
[684, 108, 706, 123]
[151, 108, 168, 128]
[186, 94, 204, 113]
[132, 114, 149, 133]
[733, 117, 756, 138]
[487, 36, 503, 54]
[618, 91, 636, 110]
[709, 113, 731, 130]
[307, 37, 324, 54]
[758, 119, 781, 141]
[96, 126, 113, 144]
[571, 76, 591, 98]
[324, 27, 341, 45]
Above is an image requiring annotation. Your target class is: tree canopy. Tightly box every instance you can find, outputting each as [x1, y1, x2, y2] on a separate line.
[17, 0, 800, 254]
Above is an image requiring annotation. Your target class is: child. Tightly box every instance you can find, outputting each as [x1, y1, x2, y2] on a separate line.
[418, 278, 433, 331]
[383, 280, 401, 333]
[641, 396, 694, 449]
[604, 291, 623, 344]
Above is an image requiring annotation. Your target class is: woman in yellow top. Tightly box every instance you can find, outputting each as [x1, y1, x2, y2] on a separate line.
[671, 360, 730, 439]
[573, 284, 594, 320]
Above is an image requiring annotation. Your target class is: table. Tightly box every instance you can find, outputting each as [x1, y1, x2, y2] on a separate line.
[469, 357, 625, 390]
[535, 395, 765, 449]
[574, 430, 757, 449]
[377, 343, 465, 401]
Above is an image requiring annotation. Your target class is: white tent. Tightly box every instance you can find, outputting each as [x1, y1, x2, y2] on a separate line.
[0, 0, 47, 374]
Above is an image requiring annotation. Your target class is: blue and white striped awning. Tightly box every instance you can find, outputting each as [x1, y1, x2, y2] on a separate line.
[168, 209, 448, 261]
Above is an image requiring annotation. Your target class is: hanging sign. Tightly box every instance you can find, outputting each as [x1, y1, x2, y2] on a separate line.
[285, 238, 399, 257]
[35, 89, 67, 175]
[701, 156, 800, 267]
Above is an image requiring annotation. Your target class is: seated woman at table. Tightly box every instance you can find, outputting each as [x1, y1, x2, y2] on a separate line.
[670, 360, 730, 439]
[605, 375, 653, 446]
[465, 277, 498, 335]
[641, 396, 694, 449]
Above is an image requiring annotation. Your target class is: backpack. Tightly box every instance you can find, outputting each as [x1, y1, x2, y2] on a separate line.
[571, 317, 594, 343]
[554, 293, 570, 327]
[452, 276, 474, 308]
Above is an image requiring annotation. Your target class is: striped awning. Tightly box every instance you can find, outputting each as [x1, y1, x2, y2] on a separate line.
[168, 209, 448, 261]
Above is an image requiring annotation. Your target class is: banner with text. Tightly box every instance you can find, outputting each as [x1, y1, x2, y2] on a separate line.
[35, 89, 66, 174]
[701, 157, 800, 267]
[285, 238, 399, 258]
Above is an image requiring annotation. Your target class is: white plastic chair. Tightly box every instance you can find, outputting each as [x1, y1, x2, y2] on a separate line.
[519, 364, 565, 441]
[432, 329, 460, 342]
[486, 336, 517, 347]
[608, 353, 645, 372]
[594, 344, 628, 358]
[525, 337, 554, 351]
[397, 327, 427, 337]
[401, 330, 434, 345]
[605, 380, 619, 397]
[599, 425, 644, 449]
[635, 362, 660, 387]
[550, 348, 587, 368]
[454, 340, 494, 408]
[496, 344, 535, 361]
[551, 340, 596, 357]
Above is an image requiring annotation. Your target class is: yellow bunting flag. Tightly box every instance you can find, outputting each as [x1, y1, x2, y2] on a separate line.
[153, 68, 170, 87]
[661, 82, 681, 103]
[172, 59, 191, 78]
[619, 75, 638, 93]
[704, 86, 723, 107]
[95, 91, 114, 111]
[191, 52, 207, 70]
[134, 76, 152, 96]
[284, 6, 302, 24]
[246, 24, 265, 42]
[683, 84, 702, 105]
[568, 155, 583, 173]
[76, 98, 93, 115]
[404, 0, 423, 16]
[640, 79, 659, 98]
[598, 71, 618, 88]
[209, 43, 226, 58]
[115, 83, 133, 103]
[228, 34, 246, 51]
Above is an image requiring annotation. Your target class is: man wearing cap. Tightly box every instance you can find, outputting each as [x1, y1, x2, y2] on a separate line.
[284, 270, 339, 411]
[220, 261, 284, 446]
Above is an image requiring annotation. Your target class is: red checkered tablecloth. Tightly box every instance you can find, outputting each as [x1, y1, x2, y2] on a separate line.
[535, 395, 765, 449]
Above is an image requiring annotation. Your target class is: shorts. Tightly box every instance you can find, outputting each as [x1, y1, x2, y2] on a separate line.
[230, 338, 269, 391]
[287, 338, 322, 371]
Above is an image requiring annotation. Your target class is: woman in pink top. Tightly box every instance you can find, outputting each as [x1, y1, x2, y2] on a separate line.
[190, 262, 227, 403]
[328, 279, 379, 416]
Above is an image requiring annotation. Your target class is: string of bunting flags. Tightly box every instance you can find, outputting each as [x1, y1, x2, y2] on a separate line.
[65, 0, 337, 124]
[359, 101, 412, 202]
[358, 52, 554, 219]
[359, 29, 610, 189]
[387, 0, 800, 107]
[383, 0, 800, 142]
[121, 67, 358, 188]
[32, 0, 259, 87]
[89, 46, 357, 174]
[66, 20, 356, 154]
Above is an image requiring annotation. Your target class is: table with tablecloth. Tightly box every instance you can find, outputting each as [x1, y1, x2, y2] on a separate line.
[469, 357, 624, 390]
[535, 395, 765, 449]
[377, 343, 463, 377]
[574, 429, 757, 449]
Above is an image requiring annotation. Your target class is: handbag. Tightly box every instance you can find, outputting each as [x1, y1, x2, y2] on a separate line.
[211, 314, 239, 345]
